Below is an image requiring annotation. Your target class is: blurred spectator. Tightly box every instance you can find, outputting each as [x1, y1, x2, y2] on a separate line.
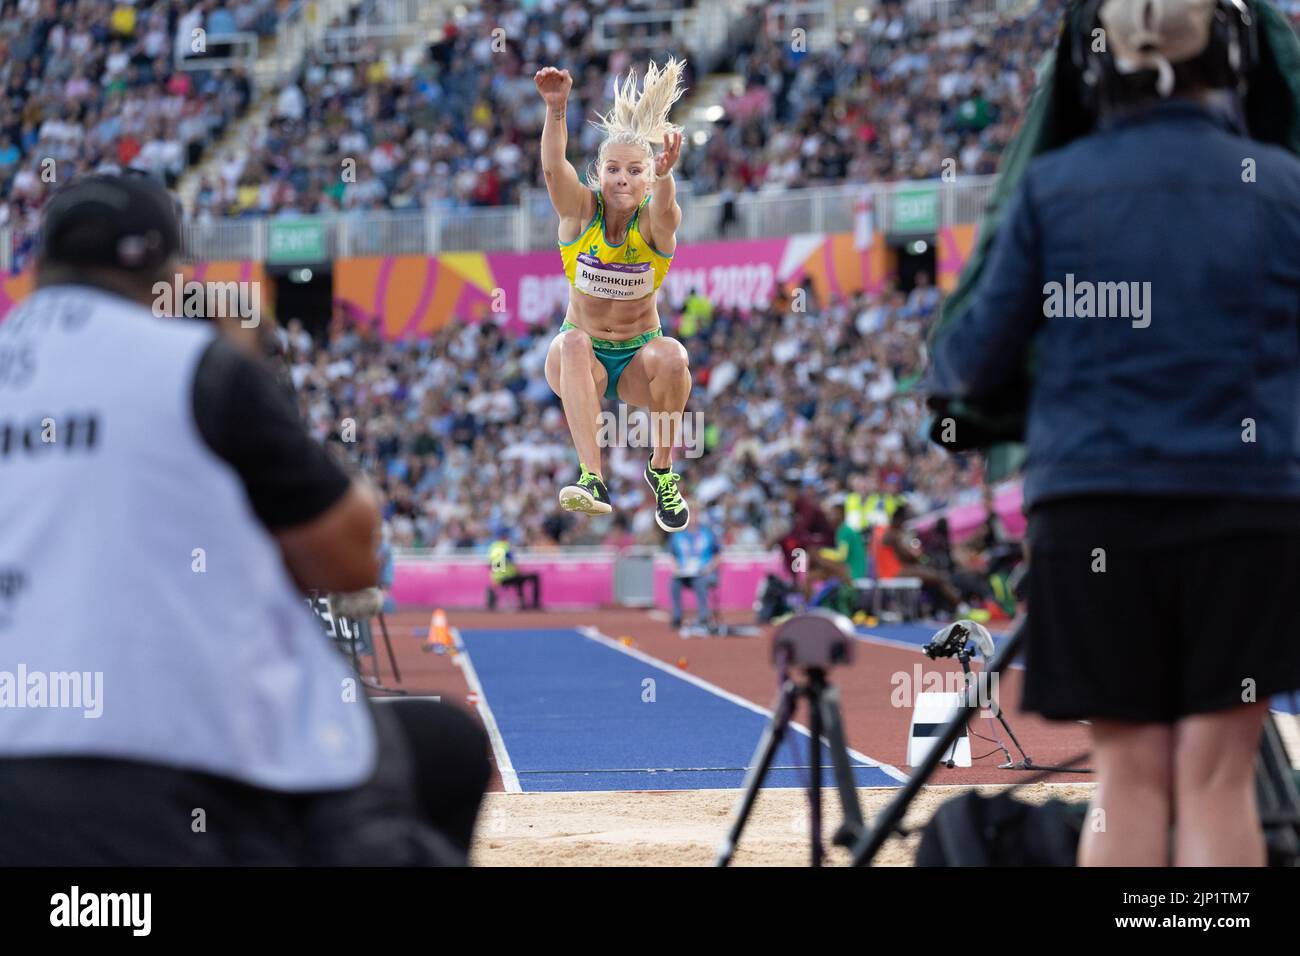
[668, 520, 721, 632]
[486, 537, 541, 610]
[679, 287, 713, 339]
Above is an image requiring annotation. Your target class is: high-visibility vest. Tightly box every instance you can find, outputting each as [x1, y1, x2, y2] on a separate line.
[0, 285, 375, 789]
[488, 540, 517, 584]
[845, 492, 868, 532]
[679, 311, 698, 338]
[685, 294, 713, 330]
[864, 493, 901, 526]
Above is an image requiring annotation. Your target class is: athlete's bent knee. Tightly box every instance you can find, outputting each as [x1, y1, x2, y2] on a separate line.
[647, 337, 690, 376]
[557, 329, 593, 365]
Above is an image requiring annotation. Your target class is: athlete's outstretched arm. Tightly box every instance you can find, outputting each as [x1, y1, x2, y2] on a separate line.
[535, 67, 587, 219]
[647, 132, 683, 255]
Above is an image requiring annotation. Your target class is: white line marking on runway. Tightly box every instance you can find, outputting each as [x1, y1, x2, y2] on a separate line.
[453, 627, 521, 793]
[576, 625, 909, 783]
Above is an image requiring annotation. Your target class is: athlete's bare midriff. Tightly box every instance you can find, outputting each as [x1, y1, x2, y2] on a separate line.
[564, 287, 660, 339]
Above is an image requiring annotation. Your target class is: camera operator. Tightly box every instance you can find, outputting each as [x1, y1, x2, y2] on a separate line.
[928, 0, 1300, 865]
[0, 173, 486, 864]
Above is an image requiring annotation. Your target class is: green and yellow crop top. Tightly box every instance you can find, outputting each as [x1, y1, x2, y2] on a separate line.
[559, 190, 673, 301]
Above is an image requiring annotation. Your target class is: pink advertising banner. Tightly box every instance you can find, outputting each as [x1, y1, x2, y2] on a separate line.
[332, 230, 903, 339]
[910, 482, 1026, 542]
[391, 553, 784, 610]
[494, 237, 790, 328]
[2, 227, 980, 329]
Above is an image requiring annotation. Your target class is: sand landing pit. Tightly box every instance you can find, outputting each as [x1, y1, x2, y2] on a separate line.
[473, 783, 1097, 866]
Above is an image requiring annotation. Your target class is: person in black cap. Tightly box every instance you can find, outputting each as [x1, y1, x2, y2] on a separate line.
[36, 170, 183, 290]
[0, 173, 489, 865]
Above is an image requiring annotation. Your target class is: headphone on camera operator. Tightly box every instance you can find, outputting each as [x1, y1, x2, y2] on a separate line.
[1071, 0, 1258, 115]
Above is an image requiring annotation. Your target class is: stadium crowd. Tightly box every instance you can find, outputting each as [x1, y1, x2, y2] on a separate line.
[17, 0, 1298, 547]
[7, 0, 1300, 230]
[280, 273, 977, 554]
[186, 0, 1069, 219]
[0, 0, 274, 264]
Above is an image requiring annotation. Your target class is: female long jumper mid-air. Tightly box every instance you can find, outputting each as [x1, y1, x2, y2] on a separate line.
[535, 58, 692, 533]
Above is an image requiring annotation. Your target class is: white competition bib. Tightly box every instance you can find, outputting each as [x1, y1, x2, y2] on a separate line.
[574, 252, 654, 300]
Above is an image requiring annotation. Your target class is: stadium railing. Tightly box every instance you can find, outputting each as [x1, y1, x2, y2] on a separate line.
[910, 0, 1040, 23]
[157, 176, 998, 262]
[314, 0, 453, 63]
[268, 0, 358, 89]
[176, 31, 261, 76]
[590, 2, 733, 62]
[755, 0, 840, 48]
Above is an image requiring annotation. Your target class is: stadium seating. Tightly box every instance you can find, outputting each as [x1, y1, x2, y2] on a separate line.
[0, 0, 279, 255]
[282, 277, 978, 552]
[188, 0, 1068, 218]
[7, 0, 1194, 549]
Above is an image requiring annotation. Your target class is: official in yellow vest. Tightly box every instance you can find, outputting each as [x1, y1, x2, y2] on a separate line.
[844, 491, 868, 532]
[487, 540, 540, 610]
[680, 288, 713, 338]
[863, 492, 904, 527]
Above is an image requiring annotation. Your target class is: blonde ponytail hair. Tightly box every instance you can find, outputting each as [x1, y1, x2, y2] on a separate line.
[588, 57, 688, 183]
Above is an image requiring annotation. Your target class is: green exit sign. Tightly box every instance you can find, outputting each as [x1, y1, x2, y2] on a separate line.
[892, 187, 938, 233]
[268, 220, 327, 263]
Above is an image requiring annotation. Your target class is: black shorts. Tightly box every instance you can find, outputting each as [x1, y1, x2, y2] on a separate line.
[1022, 495, 1300, 723]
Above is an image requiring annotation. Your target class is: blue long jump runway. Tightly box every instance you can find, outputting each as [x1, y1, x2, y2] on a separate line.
[855, 621, 1019, 657]
[458, 627, 904, 793]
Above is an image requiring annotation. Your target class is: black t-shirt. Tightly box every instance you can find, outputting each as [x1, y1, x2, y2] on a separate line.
[191, 337, 351, 531]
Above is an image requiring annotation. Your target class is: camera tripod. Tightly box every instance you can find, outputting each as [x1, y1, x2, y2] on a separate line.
[952, 643, 1089, 773]
[925, 620, 1090, 773]
[852, 618, 1300, 866]
[716, 610, 866, 867]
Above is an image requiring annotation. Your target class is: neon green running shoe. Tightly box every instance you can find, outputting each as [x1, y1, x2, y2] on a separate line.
[559, 463, 612, 515]
[645, 458, 689, 532]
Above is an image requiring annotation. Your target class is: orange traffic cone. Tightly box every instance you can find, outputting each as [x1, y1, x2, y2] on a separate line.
[423, 608, 454, 653]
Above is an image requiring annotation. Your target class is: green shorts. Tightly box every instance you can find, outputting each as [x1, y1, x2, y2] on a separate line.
[560, 321, 662, 401]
